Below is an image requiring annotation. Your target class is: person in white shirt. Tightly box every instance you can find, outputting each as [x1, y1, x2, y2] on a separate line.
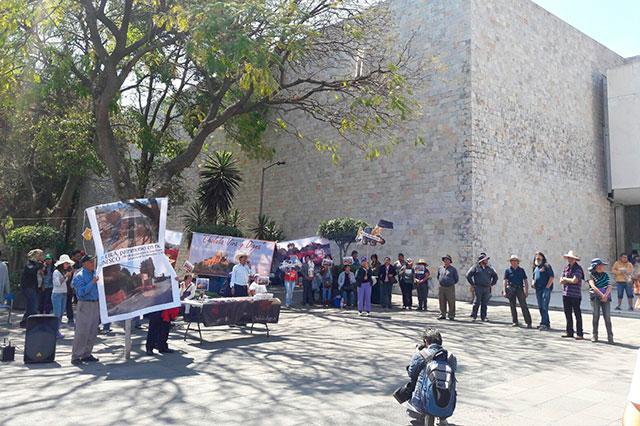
[249, 276, 269, 297]
[180, 274, 196, 300]
[52, 254, 75, 339]
[0, 250, 9, 303]
[624, 349, 640, 425]
[230, 252, 251, 297]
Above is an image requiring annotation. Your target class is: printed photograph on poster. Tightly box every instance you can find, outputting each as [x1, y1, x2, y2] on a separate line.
[195, 277, 210, 293]
[274, 237, 331, 268]
[189, 233, 275, 278]
[102, 253, 177, 317]
[93, 199, 161, 252]
[165, 229, 183, 267]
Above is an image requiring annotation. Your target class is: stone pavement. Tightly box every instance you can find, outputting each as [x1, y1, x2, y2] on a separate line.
[1, 294, 638, 426]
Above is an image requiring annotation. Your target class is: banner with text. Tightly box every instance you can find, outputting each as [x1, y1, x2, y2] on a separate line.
[86, 198, 180, 323]
[274, 237, 332, 269]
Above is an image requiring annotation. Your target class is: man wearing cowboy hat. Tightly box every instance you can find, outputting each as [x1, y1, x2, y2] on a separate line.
[466, 253, 498, 322]
[437, 255, 459, 320]
[230, 251, 251, 297]
[503, 255, 532, 328]
[71, 254, 101, 364]
[559, 250, 585, 340]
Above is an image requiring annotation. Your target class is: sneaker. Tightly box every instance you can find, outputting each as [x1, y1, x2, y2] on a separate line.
[81, 355, 99, 362]
[511, 323, 519, 327]
[608, 337, 614, 344]
[71, 358, 83, 365]
[539, 325, 549, 331]
[591, 336, 598, 343]
[448, 317, 455, 321]
[437, 315, 446, 320]
[358, 312, 363, 316]
[561, 334, 574, 338]
[536, 325, 542, 329]
[366, 312, 371, 316]
[482, 318, 489, 322]
[615, 306, 621, 311]
[526, 324, 532, 329]
[575, 336, 584, 341]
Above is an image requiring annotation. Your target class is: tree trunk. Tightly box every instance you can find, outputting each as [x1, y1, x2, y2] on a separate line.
[49, 174, 82, 229]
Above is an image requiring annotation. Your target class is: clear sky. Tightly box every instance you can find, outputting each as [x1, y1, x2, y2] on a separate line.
[532, 0, 640, 57]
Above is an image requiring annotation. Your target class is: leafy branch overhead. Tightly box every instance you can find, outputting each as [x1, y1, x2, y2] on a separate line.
[2, 0, 419, 200]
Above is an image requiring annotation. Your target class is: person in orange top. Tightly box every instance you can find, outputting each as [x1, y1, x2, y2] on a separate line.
[612, 253, 635, 311]
[283, 267, 298, 308]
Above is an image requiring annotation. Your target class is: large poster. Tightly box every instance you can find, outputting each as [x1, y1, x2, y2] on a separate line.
[274, 237, 332, 268]
[189, 233, 275, 278]
[86, 198, 180, 323]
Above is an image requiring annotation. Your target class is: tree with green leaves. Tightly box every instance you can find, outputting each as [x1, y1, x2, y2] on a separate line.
[318, 217, 367, 261]
[198, 151, 242, 221]
[251, 214, 285, 241]
[3, 0, 419, 201]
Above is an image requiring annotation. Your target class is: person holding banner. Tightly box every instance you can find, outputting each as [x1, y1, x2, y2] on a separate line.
[71, 255, 101, 365]
[230, 252, 251, 297]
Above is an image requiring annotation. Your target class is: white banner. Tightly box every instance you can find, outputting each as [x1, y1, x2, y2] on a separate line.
[86, 198, 180, 323]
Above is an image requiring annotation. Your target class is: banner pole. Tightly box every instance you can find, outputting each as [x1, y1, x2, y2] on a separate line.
[124, 319, 132, 360]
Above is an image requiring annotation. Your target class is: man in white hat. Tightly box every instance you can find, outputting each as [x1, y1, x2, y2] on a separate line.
[466, 254, 498, 322]
[559, 250, 584, 340]
[502, 255, 532, 328]
[230, 251, 251, 297]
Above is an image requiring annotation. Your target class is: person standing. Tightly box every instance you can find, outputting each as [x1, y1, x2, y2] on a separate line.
[283, 266, 298, 308]
[437, 255, 459, 321]
[146, 307, 179, 355]
[559, 250, 585, 340]
[65, 249, 83, 327]
[39, 254, 54, 314]
[0, 251, 9, 304]
[588, 258, 614, 344]
[532, 251, 554, 331]
[351, 250, 360, 268]
[230, 252, 251, 297]
[19, 249, 43, 328]
[370, 254, 381, 305]
[319, 264, 333, 308]
[378, 257, 397, 309]
[415, 259, 430, 311]
[71, 255, 101, 365]
[503, 255, 532, 328]
[466, 254, 498, 322]
[399, 258, 416, 310]
[301, 256, 315, 306]
[51, 255, 74, 339]
[613, 253, 635, 311]
[356, 257, 373, 316]
[338, 264, 356, 309]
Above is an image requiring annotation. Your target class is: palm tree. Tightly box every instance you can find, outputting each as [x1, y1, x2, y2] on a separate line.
[251, 214, 284, 241]
[198, 151, 242, 220]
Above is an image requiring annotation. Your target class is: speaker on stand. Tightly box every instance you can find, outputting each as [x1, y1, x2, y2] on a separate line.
[24, 314, 57, 364]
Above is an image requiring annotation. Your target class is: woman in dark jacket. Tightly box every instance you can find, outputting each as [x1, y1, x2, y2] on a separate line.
[356, 257, 373, 316]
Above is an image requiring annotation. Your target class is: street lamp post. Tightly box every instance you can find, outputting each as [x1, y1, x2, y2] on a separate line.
[259, 161, 286, 218]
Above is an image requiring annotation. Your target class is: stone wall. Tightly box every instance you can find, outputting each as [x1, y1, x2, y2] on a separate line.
[469, 0, 624, 290]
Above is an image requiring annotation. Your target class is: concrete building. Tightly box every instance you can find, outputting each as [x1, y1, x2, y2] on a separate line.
[80, 0, 639, 297]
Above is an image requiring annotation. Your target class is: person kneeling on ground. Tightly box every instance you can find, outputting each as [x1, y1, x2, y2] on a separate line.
[405, 328, 457, 426]
[146, 307, 180, 355]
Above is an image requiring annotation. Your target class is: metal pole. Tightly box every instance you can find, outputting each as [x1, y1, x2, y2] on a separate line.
[259, 166, 266, 219]
[124, 319, 132, 360]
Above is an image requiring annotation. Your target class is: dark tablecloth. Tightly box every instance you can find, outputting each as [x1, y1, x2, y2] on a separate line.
[195, 297, 281, 327]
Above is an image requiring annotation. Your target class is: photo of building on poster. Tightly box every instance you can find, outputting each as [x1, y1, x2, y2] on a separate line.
[188, 233, 275, 278]
[274, 237, 332, 268]
[164, 229, 183, 267]
[93, 199, 161, 252]
[86, 197, 180, 323]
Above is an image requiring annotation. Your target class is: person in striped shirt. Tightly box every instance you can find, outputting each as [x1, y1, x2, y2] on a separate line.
[587, 258, 614, 344]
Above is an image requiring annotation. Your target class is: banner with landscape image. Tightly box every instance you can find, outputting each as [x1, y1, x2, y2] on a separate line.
[86, 197, 180, 323]
[274, 237, 332, 269]
[164, 229, 183, 267]
[188, 233, 275, 278]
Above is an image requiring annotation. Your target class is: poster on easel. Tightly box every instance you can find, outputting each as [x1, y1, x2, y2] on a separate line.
[85, 198, 180, 324]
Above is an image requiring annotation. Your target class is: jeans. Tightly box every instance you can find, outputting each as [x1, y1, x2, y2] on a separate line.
[562, 296, 583, 337]
[381, 282, 393, 308]
[591, 297, 613, 340]
[416, 284, 428, 310]
[439, 285, 456, 319]
[39, 288, 53, 314]
[357, 283, 372, 313]
[400, 282, 413, 308]
[535, 287, 552, 327]
[284, 280, 295, 306]
[20, 287, 39, 325]
[322, 288, 332, 305]
[51, 292, 67, 334]
[617, 282, 634, 300]
[342, 289, 355, 307]
[507, 286, 532, 325]
[471, 286, 491, 319]
[302, 279, 313, 305]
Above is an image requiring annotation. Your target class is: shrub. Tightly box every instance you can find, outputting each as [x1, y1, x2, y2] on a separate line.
[6, 225, 63, 253]
[318, 217, 367, 261]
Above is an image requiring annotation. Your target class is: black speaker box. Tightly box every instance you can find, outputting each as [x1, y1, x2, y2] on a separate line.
[24, 314, 57, 364]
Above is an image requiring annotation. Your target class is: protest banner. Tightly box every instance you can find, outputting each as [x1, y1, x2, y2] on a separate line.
[165, 229, 183, 267]
[274, 237, 332, 269]
[188, 233, 275, 278]
[86, 198, 180, 324]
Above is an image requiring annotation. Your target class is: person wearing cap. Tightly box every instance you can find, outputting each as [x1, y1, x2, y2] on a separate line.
[71, 254, 101, 364]
[338, 264, 356, 308]
[355, 256, 373, 316]
[378, 256, 397, 309]
[19, 249, 44, 327]
[230, 252, 251, 297]
[437, 255, 459, 321]
[612, 253, 635, 311]
[414, 260, 430, 311]
[51, 254, 75, 339]
[466, 254, 498, 322]
[38, 254, 55, 314]
[503, 255, 532, 328]
[399, 258, 416, 310]
[532, 251, 554, 331]
[559, 250, 585, 340]
[587, 258, 614, 344]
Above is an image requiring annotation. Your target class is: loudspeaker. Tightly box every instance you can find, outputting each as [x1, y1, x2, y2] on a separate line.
[24, 314, 57, 364]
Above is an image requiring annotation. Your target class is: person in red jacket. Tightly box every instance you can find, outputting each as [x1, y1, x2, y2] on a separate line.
[146, 307, 179, 355]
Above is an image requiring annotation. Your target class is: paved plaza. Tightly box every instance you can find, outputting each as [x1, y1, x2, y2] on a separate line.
[1, 293, 638, 426]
